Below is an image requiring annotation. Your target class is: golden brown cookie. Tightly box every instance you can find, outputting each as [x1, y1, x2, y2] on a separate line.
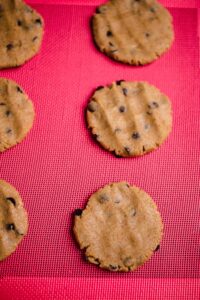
[0, 179, 28, 261]
[0, 0, 44, 69]
[73, 182, 163, 272]
[92, 0, 174, 65]
[0, 78, 35, 152]
[86, 81, 172, 157]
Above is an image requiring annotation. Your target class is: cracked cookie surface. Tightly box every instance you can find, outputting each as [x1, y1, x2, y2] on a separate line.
[0, 0, 44, 69]
[0, 179, 28, 261]
[73, 182, 163, 272]
[87, 81, 172, 157]
[92, 0, 174, 65]
[0, 78, 35, 152]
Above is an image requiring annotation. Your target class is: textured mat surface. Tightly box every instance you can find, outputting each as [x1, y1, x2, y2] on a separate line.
[0, 1, 199, 299]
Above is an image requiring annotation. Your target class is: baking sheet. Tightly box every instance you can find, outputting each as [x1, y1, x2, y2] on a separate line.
[0, 0, 199, 299]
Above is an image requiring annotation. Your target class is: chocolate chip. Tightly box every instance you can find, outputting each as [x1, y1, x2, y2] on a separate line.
[0, 102, 5, 105]
[107, 31, 112, 37]
[154, 245, 160, 252]
[6, 197, 16, 206]
[116, 80, 125, 85]
[5, 110, 11, 117]
[32, 36, 38, 42]
[122, 88, 128, 96]
[17, 86, 23, 93]
[145, 33, 150, 38]
[96, 86, 104, 91]
[110, 49, 118, 53]
[109, 265, 118, 271]
[6, 44, 14, 50]
[35, 18, 42, 25]
[124, 147, 131, 154]
[148, 101, 159, 109]
[150, 7, 155, 13]
[74, 209, 83, 216]
[6, 128, 12, 134]
[17, 20, 22, 26]
[99, 194, 109, 203]
[146, 111, 152, 115]
[6, 223, 15, 231]
[109, 42, 114, 47]
[119, 106, 125, 113]
[87, 101, 97, 112]
[132, 132, 140, 139]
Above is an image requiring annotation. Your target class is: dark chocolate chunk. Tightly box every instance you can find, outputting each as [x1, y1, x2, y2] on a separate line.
[6, 223, 15, 231]
[116, 80, 125, 85]
[35, 18, 42, 25]
[6, 197, 16, 206]
[99, 194, 109, 203]
[96, 86, 104, 91]
[87, 101, 97, 112]
[5, 110, 11, 117]
[146, 111, 152, 115]
[124, 147, 131, 154]
[17, 20, 22, 26]
[148, 101, 159, 109]
[17, 86, 23, 93]
[109, 265, 118, 271]
[132, 132, 140, 139]
[106, 30, 112, 37]
[119, 106, 125, 113]
[150, 7, 155, 13]
[74, 209, 83, 216]
[32, 36, 38, 42]
[154, 245, 160, 252]
[110, 49, 118, 53]
[122, 88, 128, 96]
[6, 128, 12, 134]
[6, 43, 14, 50]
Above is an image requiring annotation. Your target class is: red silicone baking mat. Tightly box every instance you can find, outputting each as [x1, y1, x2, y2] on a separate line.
[0, 0, 199, 299]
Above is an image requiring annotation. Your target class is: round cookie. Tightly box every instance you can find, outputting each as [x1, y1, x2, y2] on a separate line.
[92, 0, 174, 65]
[73, 182, 163, 272]
[0, 179, 28, 261]
[86, 81, 172, 157]
[0, 0, 44, 69]
[0, 78, 35, 152]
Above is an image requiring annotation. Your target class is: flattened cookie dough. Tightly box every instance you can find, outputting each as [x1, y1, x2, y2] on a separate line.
[92, 0, 174, 65]
[74, 182, 163, 272]
[0, 179, 28, 261]
[0, 78, 35, 152]
[0, 0, 44, 69]
[86, 81, 172, 157]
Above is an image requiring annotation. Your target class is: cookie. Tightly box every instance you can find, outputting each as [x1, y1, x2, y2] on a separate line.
[0, 0, 44, 69]
[0, 78, 35, 152]
[86, 81, 172, 157]
[0, 179, 28, 261]
[92, 0, 174, 65]
[73, 182, 163, 272]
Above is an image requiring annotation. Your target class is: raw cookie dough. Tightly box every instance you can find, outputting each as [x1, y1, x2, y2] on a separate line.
[92, 0, 174, 65]
[86, 81, 172, 157]
[74, 182, 163, 272]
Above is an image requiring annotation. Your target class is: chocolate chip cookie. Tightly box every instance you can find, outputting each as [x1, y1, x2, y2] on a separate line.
[0, 0, 44, 69]
[73, 182, 163, 272]
[92, 0, 174, 65]
[0, 179, 28, 261]
[0, 78, 35, 152]
[86, 81, 172, 157]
